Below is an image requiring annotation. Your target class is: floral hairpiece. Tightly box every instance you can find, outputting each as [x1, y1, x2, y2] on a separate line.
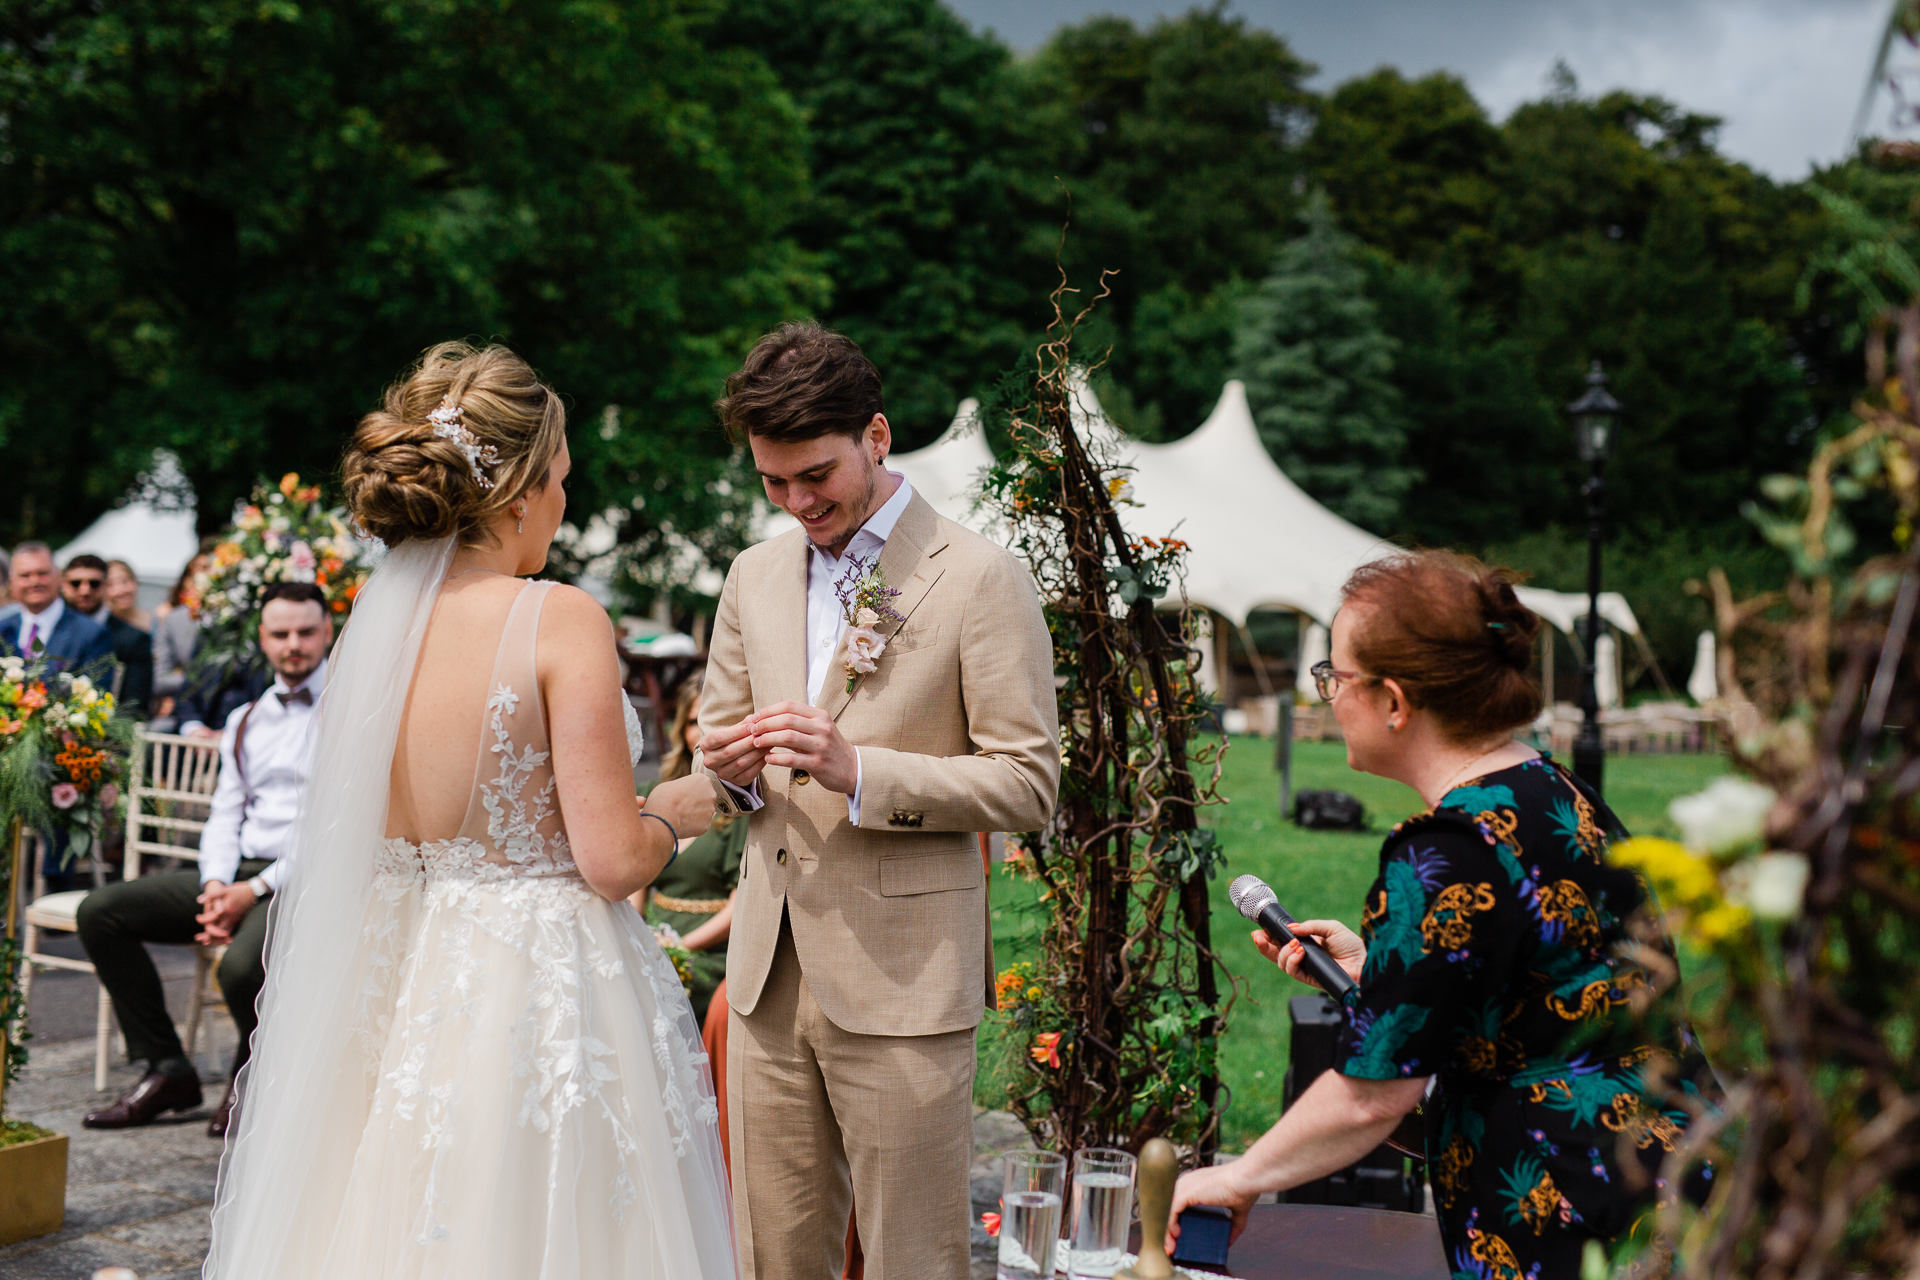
[428, 398, 501, 490]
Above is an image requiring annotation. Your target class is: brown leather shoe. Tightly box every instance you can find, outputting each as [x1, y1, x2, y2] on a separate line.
[83, 1070, 203, 1129]
[207, 1078, 237, 1138]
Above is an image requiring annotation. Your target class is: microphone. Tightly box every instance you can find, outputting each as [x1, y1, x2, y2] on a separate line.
[1228, 874, 1357, 999]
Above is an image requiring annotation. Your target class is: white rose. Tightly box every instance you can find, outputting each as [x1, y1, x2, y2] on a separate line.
[855, 607, 880, 627]
[1669, 777, 1776, 855]
[1724, 851, 1810, 921]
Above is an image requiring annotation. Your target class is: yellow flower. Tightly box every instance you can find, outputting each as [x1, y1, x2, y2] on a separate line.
[1026, 986, 1042, 1001]
[1611, 838, 1717, 903]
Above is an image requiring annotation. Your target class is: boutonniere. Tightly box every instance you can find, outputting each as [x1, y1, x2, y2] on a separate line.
[834, 553, 905, 693]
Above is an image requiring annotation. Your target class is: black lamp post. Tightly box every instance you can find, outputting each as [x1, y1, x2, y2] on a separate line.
[1567, 361, 1621, 797]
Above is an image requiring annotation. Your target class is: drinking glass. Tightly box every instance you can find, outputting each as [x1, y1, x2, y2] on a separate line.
[998, 1149, 1067, 1280]
[1066, 1147, 1137, 1279]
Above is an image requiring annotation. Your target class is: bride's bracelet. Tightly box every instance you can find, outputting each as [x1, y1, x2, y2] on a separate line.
[639, 811, 680, 866]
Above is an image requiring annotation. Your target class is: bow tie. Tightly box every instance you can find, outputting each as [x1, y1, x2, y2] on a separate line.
[276, 686, 314, 707]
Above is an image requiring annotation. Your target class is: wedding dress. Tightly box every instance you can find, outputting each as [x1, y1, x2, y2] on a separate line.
[205, 542, 735, 1279]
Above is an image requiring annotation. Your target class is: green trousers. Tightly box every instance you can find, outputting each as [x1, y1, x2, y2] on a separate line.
[75, 860, 274, 1078]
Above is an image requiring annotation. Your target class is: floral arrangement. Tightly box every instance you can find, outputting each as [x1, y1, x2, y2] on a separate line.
[192, 473, 370, 680]
[1609, 777, 1806, 948]
[0, 653, 136, 860]
[976, 265, 1229, 1156]
[833, 554, 904, 692]
[0, 650, 137, 1100]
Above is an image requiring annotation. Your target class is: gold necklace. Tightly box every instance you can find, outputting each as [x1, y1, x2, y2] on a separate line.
[1432, 743, 1515, 803]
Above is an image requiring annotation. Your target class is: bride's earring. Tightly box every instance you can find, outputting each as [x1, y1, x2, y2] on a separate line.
[514, 502, 526, 534]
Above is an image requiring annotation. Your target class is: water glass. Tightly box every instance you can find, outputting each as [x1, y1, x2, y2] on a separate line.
[1067, 1147, 1137, 1279]
[998, 1149, 1067, 1280]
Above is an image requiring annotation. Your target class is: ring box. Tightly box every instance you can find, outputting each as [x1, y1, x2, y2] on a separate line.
[1171, 1204, 1232, 1269]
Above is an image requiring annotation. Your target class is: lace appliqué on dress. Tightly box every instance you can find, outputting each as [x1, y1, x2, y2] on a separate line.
[350, 675, 713, 1243]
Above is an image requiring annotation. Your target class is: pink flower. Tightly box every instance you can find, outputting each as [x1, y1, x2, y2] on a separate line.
[99, 784, 120, 810]
[841, 624, 887, 676]
[51, 783, 79, 810]
[288, 540, 317, 580]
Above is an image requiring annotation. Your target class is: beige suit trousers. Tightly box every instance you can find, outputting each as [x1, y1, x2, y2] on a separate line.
[729, 918, 976, 1280]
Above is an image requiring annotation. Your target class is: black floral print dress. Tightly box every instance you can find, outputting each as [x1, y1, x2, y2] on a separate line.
[1332, 755, 1711, 1279]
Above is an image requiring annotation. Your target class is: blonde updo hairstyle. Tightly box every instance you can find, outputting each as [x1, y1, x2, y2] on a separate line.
[343, 342, 567, 547]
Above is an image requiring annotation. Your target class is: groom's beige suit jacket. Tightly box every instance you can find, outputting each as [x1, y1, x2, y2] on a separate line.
[696, 490, 1059, 1037]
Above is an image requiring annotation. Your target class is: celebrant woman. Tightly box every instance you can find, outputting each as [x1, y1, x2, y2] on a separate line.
[1170, 551, 1711, 1279]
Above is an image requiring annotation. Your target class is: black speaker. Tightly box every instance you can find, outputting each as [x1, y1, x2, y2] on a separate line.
[1278, 995, 1425, 1214]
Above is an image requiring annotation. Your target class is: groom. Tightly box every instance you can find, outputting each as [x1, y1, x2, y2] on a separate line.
[698, 322, 1060, 1278]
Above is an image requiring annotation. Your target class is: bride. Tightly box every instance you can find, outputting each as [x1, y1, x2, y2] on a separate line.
[204, 343, 737, 1278]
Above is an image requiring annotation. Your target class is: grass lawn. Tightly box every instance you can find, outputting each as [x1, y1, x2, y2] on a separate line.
[977, 736, 1731, 1150]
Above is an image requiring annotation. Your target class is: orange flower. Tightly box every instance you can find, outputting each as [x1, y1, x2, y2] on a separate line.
[280, 472, 301, 498]
[56, 742, 109, 789]
[18, 683, 47, 711]
[1030, 1031, 1063, 1069]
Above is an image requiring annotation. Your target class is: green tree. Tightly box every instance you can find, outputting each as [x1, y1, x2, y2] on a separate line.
[713, 0, 1060, 447]
[0, 0, 821, 559]
[1302, 68, 1505, 290]
[1369, 259, 1560, 546]
[1231, 193, 1416, 531]
[1027, 5, 1316, 439]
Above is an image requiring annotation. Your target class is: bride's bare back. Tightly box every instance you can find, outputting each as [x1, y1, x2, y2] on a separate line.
[385, 572, 710, 897]
[387, 574, 522, 844]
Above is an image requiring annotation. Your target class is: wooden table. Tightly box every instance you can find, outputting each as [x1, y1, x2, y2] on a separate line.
[1132, 1204, 1449, 1280]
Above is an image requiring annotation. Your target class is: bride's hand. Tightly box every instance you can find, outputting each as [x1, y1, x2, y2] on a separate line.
[639, 776, 716, 844]
[1254, 918, 1366, 989]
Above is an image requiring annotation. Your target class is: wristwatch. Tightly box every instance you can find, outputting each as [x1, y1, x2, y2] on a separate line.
[247, 876, 272, 900]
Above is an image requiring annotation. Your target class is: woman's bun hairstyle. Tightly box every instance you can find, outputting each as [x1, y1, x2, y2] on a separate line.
[1339, 550, 1545, 741]
[342, 342, 566, 547]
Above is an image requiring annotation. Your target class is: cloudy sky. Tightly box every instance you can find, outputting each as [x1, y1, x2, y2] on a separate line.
[945, 0, 1899, 181]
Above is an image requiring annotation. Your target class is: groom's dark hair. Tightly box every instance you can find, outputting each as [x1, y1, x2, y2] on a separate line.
[716, 321, 884, 446]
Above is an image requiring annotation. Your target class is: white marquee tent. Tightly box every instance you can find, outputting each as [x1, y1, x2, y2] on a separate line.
[891, 378, 1642, 638]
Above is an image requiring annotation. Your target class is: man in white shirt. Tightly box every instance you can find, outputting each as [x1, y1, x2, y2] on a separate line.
[76, 583, 332, 1137]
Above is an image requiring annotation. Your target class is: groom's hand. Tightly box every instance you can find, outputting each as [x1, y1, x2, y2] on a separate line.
[751, 701, 859, 794]
[701, 716, 769, 788]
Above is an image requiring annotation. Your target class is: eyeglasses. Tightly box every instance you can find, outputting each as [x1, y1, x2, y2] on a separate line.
[1309, 660, 1376, 704]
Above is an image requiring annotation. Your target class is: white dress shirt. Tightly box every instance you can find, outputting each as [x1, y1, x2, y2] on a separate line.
[197, 660, 326, 892]
[732, 473, 914, 825]
[14, 597, 65, 652]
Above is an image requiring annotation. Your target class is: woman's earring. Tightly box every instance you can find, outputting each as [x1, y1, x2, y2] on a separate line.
[514, 503, 525, 534]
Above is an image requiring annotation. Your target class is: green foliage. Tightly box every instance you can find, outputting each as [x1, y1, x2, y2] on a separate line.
[1486, 526, 1782, 694]
[1231, 193, 1416, 530]
[1028, 6, 1315, 439]
[0, 0, 821, 557]
[712, 0, 1056, 448]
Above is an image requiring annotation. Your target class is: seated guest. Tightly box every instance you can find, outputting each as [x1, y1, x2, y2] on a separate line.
[1168, 552, 1711, 1276]
[62, 553, 154, 717]
[76, 582, 332, 1137]
[106, 558, 154, 632]
[151, 551, 210, 725]
[632, 674, 746, 1025]
[0, 542, 113, 669]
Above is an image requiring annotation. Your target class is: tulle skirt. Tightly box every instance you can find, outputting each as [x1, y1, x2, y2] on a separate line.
[256, 849, 736, 1279]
